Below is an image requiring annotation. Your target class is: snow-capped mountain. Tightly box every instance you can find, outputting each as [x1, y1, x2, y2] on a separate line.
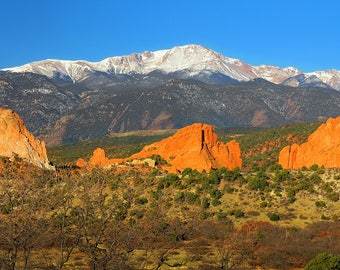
[281, 74, 332, 89]
[3, 44, 340, 90]
[307, 70, 340, 90]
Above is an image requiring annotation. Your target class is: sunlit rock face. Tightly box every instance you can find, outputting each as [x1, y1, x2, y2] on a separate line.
[85, 123, 242, 173]
[0, 107, 54, 170]
[279, 116, 340, 169]
[129, 123, 242, 173]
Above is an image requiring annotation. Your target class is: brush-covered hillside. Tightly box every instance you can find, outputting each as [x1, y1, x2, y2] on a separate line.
[1, 122, 340, 269]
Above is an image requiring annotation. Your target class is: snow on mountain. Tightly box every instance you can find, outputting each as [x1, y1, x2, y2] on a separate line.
[3, 44, 340, 89]
[281, 74, 332, 89]
[5, 45, 255, 82]
[306, 70, 340, 90]
[252, 65, 302, 84]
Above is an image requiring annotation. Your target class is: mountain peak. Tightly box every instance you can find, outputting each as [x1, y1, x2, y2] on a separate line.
[2, 44, 340, 89]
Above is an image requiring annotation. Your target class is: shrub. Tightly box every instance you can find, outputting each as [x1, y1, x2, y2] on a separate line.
[310, 164, 319, 171]
[135, 197, 148, 205]
[304, 252, 340, 270]
[234, 209, 245, 218]
[327, 191, 339, 202]
[286, 188, 296, 199]
[274, 169, 291, 182]
[216, 211, 227, 220]
[150, 154, 168, 165]
[225, 186, 234, 193]
[226, 209, 244, 218]
[269, 163, 283, 171]
[186, 192, 199, 204]
[210, 188, 223, 200]
[309, 173, 322, 184]
[260, 201, 268, 208]
[201, 197, 210, 209]
[321, 182, 333, 193]
[150, 189, 162, 200]
[288, 197, 296, 204]
[223, 167, 242, 182]
[211, 198, 221, 206]
[268, 213, 280, 221]
[296, 179, 313, 192]
[331, 215, 339, 221]
[159, 174, 181, 188]
[182, 168, 200, 180]
[248, 177, 269, 191]
[208, 171, 221, 185]
[315, 201, 326, 208]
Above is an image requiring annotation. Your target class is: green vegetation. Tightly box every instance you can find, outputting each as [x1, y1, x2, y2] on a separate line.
[217, 122, 321, 168]
[304, 253, 340, 270]
[48, 130, 174, 164]
[48, 121, 321, 168]
[1, 156, 340, 269]
[3, 121, 340, 269]
[268, 213, 280, 221]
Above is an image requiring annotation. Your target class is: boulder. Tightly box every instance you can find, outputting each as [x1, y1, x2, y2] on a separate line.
[279, 116, 340, 169]
[0, 107, 54, 170]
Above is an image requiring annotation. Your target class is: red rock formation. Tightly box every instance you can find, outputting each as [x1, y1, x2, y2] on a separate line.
[83, 123, 242, 172]
[279, 116, 340, 169]
[88, 148, 110, 168]
[0, 107, 54, 170]
[129, 123, 242, 172]
[75, 158, 87, 168]
[85, 123, 242, 173]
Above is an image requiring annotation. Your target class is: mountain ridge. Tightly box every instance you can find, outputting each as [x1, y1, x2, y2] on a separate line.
[2, 45, 340, 145]
[3, 44, 340, 90]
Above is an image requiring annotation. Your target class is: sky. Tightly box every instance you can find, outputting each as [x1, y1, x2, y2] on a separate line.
[0, 0, 339, 72]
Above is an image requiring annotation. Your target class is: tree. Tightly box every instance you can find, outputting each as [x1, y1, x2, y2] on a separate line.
[304, 252, 340, 270]
[0, 174, 46, 270]
[195, 220, 255, 269]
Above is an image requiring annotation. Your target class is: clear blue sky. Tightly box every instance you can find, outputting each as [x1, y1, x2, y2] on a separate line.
[1, 0, 339, 72]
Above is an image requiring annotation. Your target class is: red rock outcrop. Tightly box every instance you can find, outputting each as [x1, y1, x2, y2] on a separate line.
[88, 148, 110, 168]
[75, 158, 87, 168]
[85, 123, 242, 173]
[279, 116, 340, 169]
[129, 123, 242, 172]
[0, 108, 54, 170]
